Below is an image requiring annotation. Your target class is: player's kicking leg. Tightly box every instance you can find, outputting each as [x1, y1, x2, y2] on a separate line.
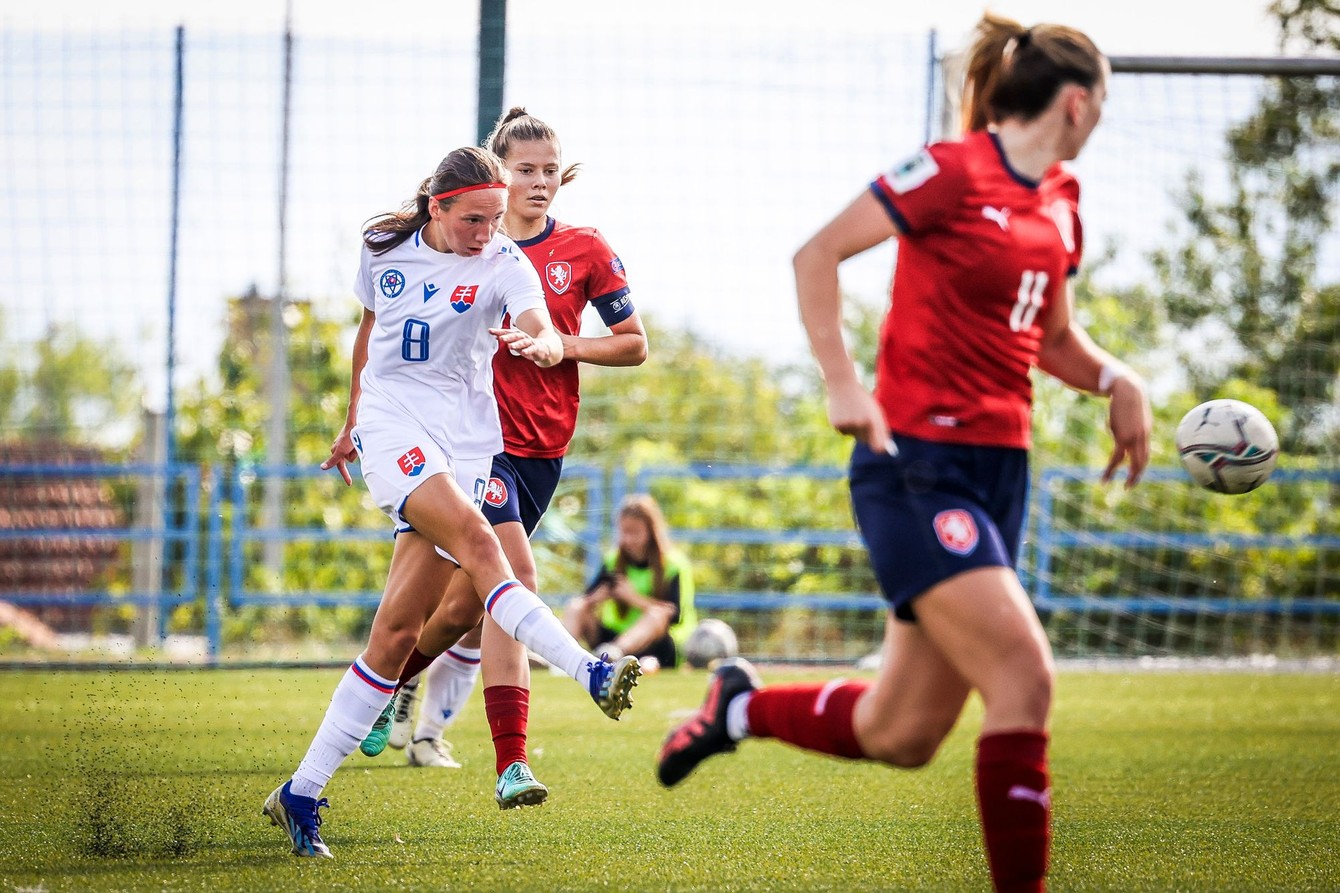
[656, 658, 761, 787]
[263, 781, 332, 858]
[388, 675, 419, 748]
[359, 691, 399, 758]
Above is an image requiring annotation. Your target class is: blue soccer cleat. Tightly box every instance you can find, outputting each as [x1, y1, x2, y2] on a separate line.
[494, 760, 549, 809]
[263, 780, 333, 858]
[587, 653, 642, 720]
[359, 693, 397, 757]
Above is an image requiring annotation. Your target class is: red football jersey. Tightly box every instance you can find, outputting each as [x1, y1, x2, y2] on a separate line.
[495, 217, 631, 458]
[870, 129, 1083, 449]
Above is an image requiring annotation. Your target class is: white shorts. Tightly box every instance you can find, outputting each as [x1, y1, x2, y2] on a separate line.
[352, 414, 492, 563]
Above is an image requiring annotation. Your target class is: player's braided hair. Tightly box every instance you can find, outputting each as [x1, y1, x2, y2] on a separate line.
[363, 146, 510, 254]
[484, 106, 582, 186]
[961, 12, 1104, 133]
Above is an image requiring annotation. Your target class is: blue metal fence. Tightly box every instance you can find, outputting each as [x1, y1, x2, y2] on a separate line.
[1, 461, 1337, 660]
[1032, 467, 1340, 617]
[0, 462, 201, 621]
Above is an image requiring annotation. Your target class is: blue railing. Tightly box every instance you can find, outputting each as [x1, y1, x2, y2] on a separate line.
[1, 461, 1336, 659]
[219, 460, 607, 615]
[1032, 466, 1340, 617]
[0, 463, 202, 633]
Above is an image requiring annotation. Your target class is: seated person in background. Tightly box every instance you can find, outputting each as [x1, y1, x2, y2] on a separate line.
[563, 494, 696, 670]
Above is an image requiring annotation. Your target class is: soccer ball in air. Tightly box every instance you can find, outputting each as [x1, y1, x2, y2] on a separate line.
[683, 619, 739, 669]
[1175, 399, 1279, 495]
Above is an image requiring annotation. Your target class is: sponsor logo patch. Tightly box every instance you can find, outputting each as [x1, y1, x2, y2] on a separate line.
[397, 447, 427, 477]
[450, 284, 478, 313]
[886, 149, 939, 194]
[1048, 199, 1076, 253]
[484, 477, 509, 508]
[610, 256, 624, 275]
[933, 509, 979, 556]
[379, 268, 406, 299]
[546, 262, 572, 294]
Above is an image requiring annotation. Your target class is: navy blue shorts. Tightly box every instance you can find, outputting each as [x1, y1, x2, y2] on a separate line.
[849, 435, 1029, 622]
[479, 453, 564, 536]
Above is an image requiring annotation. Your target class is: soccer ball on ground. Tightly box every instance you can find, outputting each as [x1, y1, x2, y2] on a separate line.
[682, 618, 739, 669]
[1174, 399, 1279, 495]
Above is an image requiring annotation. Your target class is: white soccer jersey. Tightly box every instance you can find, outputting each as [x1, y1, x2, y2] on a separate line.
[353, 226, 545, 459]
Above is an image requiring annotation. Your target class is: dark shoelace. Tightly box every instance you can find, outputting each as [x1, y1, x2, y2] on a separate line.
[290, 794, 330, 835]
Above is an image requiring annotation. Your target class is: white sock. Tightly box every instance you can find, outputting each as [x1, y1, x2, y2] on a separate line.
[413, 646, 481, 741]
[291, 654, 395, 799]
[726, 691, 754, 742]
[486, 580, 594, 683]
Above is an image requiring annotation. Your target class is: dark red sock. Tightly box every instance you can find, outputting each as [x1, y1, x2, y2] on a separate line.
[398, 647, 436, 688]
[483, 684, 530, 775]
[975, 730, 1051, 893]
[744, 680, 868, 759]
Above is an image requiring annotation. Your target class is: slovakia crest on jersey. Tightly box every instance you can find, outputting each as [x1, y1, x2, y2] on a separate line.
[398, 447, 427, 477]
[933, 509, 979, 556]
[450, 284, 479, 313]
[546, 262, 572, 295]
[379, 269, 406, 299]
[484, 477, 509, 508]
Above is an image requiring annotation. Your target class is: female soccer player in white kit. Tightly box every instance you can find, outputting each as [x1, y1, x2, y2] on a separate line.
[263, 146, 640, 859]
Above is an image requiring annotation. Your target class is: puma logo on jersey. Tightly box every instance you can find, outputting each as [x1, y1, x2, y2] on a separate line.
[982, 206, 1011, 231]
[1007, 785, 1052, 809]
[423, 283, 439, 302]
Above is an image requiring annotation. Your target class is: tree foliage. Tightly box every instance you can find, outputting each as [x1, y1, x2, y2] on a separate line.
[0, 316, 141, 448]
[173, 293, 385, 644]
[1152, 0, 1340, 453]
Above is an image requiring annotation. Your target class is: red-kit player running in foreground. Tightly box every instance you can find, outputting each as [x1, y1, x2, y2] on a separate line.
[359, 107, 649, 809]
[656, 14, 1151, 893]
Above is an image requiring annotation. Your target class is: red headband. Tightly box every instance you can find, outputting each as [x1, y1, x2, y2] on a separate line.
[431, 182, 507, 201]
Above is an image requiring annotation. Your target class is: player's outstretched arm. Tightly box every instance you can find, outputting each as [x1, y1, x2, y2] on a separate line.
[1036, 283, 1151, 486]
[320, 307, 375, 486]
[560, 313, 648, 367]
[1103, 375, 1152, 487]
[794, 190, 899, 454]
[493, 307, 564, 368]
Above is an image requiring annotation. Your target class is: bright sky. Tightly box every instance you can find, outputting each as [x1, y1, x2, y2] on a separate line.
[1, 0, 1313, 415]
[9, 0, 1283, 56]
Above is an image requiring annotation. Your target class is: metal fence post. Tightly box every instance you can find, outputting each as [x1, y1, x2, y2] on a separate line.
[132, 409, 166, 649]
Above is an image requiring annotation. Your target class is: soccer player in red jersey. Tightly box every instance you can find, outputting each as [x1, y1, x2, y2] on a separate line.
[360, 108, 650, 808]
[657, 14, 1151, 893]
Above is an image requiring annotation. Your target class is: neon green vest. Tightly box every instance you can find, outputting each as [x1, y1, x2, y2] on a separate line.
[597, 549, 697, 650]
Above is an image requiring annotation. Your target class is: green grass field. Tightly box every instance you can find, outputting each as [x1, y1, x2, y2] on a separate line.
[0, 666, 1336, 892]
